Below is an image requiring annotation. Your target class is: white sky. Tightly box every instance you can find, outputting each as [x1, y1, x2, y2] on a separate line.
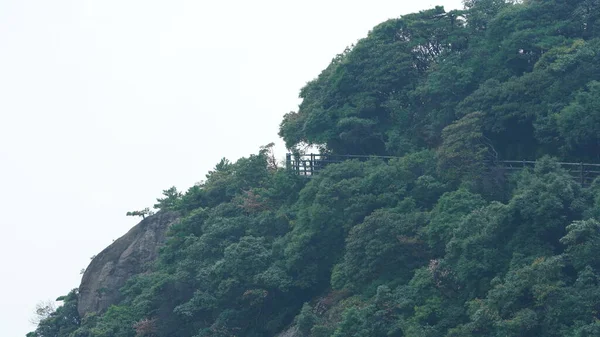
[0, 0, 463, 335]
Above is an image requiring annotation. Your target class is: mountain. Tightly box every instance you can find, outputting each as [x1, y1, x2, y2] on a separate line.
[29, 1, 600, 336]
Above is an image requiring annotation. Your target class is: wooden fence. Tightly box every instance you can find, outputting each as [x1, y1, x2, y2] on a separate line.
[285, 153, 397, 176]
[498, 160, 600, 186]
[286, 154, 600, 186]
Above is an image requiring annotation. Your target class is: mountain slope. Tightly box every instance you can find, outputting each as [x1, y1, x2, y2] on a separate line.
[29, 1, 600, 336]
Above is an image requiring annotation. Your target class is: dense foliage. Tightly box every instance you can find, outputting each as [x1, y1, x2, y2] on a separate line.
[30, 1, 600, 336]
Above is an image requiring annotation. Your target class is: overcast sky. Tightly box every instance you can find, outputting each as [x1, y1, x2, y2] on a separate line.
[0, 0, 463, 335]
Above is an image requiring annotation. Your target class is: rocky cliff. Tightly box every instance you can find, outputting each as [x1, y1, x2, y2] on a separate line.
[77, 211, 179, 317]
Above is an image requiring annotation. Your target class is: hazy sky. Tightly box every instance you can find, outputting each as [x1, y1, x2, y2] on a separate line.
[0, 0, 463, 335]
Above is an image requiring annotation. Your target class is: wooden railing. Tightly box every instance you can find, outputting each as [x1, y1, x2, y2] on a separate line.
[497, 160, 600, 186]
[285, 153, 398, 176]
[286, 154, 600, 186]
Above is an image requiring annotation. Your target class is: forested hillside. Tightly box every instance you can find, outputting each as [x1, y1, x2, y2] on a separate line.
[29, 1, 600, 336]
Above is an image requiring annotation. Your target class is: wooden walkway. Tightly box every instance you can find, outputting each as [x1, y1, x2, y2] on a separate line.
[286, 154, 600, 186]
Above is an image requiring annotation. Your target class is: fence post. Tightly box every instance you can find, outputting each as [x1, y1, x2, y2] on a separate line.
[286, 153, 291, 171]
[310, 153, 314, 175]
[581, 162, 584, 187]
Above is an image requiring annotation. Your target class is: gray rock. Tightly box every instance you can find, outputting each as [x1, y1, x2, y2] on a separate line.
[77, 211, 179, 317]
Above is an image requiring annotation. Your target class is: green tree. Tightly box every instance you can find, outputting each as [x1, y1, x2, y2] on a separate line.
[437, 112, 493, 183]
[556, 81, 600, 159]
[153, 187, 182, 211]
[27, 290, 80, 337]
[332, 205, 429, 291]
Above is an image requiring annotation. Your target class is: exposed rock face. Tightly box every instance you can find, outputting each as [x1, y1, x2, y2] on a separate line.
[77, 211, 179, 317]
